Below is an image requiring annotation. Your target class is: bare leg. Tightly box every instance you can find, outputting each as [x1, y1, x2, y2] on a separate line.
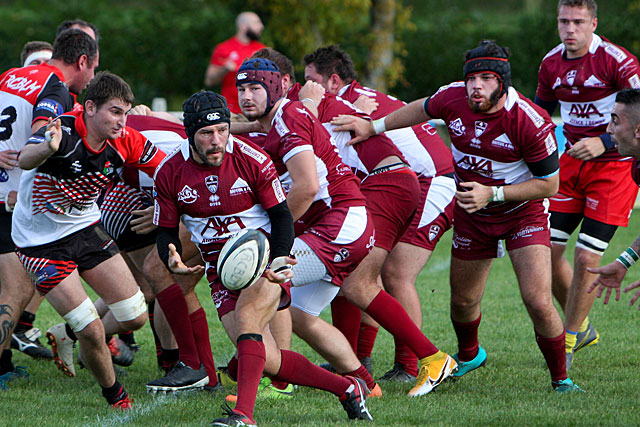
[0, 252, 34, 352]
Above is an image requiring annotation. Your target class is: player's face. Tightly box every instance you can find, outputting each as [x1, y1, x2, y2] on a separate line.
[238, 83, 268, 120]
[608, 103, 640, 158]
[192, 123, 229, 167]
[466, 73, 501, 113]
[304, 64, 332, 93]
[87, 98, 131, 140]
[557, 5, 597, 59]
[71, 50, 99, 94]
[244, 15, 264, 41]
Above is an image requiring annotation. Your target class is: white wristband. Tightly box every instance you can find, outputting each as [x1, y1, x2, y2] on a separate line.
[300, 97, 318, 108]
[372, 117, 386, 135]
[4, 193, 13, 213]
[492, 186, 505, 202]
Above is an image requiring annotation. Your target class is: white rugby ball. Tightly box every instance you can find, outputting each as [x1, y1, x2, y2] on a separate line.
[217, 229, 270, 290]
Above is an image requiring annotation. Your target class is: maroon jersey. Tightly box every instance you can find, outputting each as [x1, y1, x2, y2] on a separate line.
[287, 83, 403, 175]
[537, 34, 640, 161]
[426, 83, 558, 215]
[153, 136, 286, 270]
[262, 98, 366, 230]
[338, 80, 454, 178]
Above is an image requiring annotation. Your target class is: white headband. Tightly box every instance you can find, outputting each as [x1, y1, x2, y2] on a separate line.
[23, 50, 52, 67]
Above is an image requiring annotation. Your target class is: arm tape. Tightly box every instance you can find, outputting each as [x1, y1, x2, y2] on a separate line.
[266, 201, 295, 259]
[156, 226, 181, 270]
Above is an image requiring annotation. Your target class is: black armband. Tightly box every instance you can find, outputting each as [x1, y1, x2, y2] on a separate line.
[533, 96, 558, 117]
[527, 150, 559, 178]
[423, 97, 433, 118]
[156, 226, 181, 270]
[266, 201, 295, 259]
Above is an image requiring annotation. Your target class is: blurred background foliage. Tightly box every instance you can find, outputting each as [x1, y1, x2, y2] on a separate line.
[1, 0, 638, 109]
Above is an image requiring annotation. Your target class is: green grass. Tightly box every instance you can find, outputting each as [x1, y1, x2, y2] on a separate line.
[2, 214, 640, 426]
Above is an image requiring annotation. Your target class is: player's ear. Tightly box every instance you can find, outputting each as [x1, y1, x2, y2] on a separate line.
[77, 54, 88, 71]
[84, 99, 96, 116]
[634, 122, 640, 139]
[329, 74, 342, 93]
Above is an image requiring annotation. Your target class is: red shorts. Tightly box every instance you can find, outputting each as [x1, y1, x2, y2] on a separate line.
[16, 223, 119, 295]
[399, 174, 455, 250]
[361, 167, 419, 251]
[550, 155, 638, 227]
[209, 274, 292, 320]
[451, 200, 551, 260]
[300, 205, 375, 286]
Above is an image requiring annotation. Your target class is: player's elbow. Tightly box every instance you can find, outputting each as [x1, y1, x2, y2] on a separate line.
[540, 176, 559, 198]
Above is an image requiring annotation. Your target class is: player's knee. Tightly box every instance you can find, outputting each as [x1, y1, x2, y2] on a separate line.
[450, 292, 479, 312]
[142, 254, 170, 292]
[108, 289, 147, 331]
[63, 297, 100, 334]
[574, 242, 605, 268]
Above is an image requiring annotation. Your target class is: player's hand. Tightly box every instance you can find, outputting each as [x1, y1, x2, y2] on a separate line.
[587, 262, 627, 304]
[129, 104, 152, 116]
[330, 115, 374, 145]
[44, 118, 62, 153]
[6, 191, 17, 210]
[565, 137, 606, 160]
[130, 206, 157, 234]
[265, 256, 297, 283]
[298, 80, 325, 108]
[353, 95, 378, 115]
[167, 243, 205, 275]
[0, 150, 19, 170]
[625, 281, 640, 309]
[455, 181, 493, 213]
[224, 59, 238, 72]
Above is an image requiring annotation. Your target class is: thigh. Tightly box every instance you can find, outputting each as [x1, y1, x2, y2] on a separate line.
[81, 253, 140, 304]
[234, 279, 282, 335]
[508, 244, 552, 303]
[382, 242, 432, 287]
[44, 269, 91, 315]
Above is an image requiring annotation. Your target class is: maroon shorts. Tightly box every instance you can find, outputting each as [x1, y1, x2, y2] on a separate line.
[209, 272, 292, 320]
[399, 174, 455, 250]
[16, 223, 119, 295]
[300, 205, 375, 286]
[550, 154, 638, 227]
[360, 167, 420, 251]
[451, 200, 551, 260]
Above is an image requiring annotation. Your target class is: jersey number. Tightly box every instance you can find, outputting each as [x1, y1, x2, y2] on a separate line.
[0, 106, 17, 141]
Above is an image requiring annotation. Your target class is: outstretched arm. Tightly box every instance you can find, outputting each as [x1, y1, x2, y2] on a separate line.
[330, 97, 431, 145]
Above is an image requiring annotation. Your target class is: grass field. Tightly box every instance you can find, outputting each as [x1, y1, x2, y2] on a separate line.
[2, 214, 639, 426]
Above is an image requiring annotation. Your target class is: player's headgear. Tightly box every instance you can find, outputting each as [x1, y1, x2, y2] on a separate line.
[235, 58, 282, 116]
[463, 40, 511, 97]
[182, 91, 231, 141]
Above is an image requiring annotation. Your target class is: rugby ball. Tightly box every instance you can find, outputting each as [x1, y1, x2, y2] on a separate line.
[217, 229, 270, 290]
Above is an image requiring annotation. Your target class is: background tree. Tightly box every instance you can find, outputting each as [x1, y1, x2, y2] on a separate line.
[0, 0, 638, 109]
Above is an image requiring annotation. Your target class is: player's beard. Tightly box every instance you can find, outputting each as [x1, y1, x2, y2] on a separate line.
[468, 86, 501, 113]
[240, 103, 266, 121]
[193, 143, 225, 167]
[246, 29, 261, 42]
